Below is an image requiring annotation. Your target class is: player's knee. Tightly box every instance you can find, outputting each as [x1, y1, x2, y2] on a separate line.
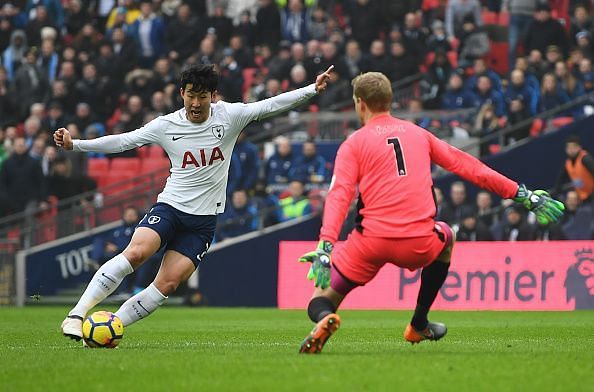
[123, 245, 149, 267]
[435, 221, 455, 264]
[153, 278, 180, 296]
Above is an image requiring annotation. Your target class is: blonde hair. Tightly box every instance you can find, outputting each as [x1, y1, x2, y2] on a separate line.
[351, 72, 393, 112]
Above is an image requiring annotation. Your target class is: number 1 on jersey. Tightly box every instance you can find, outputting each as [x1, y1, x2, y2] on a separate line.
[387, 137, 407, 176]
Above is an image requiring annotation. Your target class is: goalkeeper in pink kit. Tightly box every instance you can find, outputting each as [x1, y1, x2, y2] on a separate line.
[298, 72, 565, 354]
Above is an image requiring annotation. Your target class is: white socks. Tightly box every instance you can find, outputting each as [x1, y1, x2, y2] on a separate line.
[69, 254, 134, 318]
[115, 283, 167, 327]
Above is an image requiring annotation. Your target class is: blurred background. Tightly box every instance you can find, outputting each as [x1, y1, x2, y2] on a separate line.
[0, 0, 593, 306]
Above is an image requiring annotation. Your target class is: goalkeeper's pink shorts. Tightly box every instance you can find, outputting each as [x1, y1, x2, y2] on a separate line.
[331, 221, 454, 289]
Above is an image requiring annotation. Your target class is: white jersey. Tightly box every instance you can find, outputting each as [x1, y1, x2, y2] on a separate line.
[73, 84, 317, 215]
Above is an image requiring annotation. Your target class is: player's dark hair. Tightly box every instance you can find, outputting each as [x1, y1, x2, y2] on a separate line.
[566, 135, 581, 145]
[180, 64, 219, 93]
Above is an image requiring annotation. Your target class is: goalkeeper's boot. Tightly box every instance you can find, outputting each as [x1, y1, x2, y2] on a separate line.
[404, 321, 447, 344]
[299, 313, 341, 354]
[61, 315, 83, 341]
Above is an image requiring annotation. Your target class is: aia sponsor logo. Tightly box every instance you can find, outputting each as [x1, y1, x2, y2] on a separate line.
[181, 147, 225, 168]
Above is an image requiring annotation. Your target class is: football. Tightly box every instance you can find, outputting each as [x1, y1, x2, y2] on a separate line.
[82, 311, 124, 348]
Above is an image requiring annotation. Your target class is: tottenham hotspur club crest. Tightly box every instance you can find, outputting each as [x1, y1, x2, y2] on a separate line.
[212, 125, 224, 139]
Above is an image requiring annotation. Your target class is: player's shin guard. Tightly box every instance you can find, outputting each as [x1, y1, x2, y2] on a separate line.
[411, 260, 450, 331]
[115, 283, 167, 326]
[307, 296, 336, 323]
[69, 254, 134, 318]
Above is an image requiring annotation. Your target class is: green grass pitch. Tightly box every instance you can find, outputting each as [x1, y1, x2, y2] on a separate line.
[1, 307, 593, 391]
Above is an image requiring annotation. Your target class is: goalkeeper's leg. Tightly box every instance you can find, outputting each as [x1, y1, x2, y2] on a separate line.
[62, 228, 161, 340]
[404, 221, 454, 344]
[300, 265, 358, 354]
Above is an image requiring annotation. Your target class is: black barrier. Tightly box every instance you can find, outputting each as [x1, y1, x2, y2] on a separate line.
[198, 215, 322, 306]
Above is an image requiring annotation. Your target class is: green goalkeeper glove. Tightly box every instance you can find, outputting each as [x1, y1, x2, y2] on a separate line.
[298, 240, 333, 289]
[513, 184, 565, 225]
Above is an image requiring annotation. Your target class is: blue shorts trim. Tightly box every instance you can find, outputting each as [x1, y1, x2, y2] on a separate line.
[137, 203, 216, 267]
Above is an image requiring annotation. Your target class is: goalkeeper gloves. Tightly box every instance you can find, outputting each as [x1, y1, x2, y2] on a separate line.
[513, 184, 565, 225]
[298, 240, 333, 289]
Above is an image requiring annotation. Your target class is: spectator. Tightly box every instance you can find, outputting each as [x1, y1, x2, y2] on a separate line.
[192, 36, 217, 66]
[576, 58, 594, 93]
[280, 0, 310, 44]
[544, 45, 563, 73]
[475, 191, 495, 227]
[208, 3, 234, 45]
[445, 0, 482, 41]
[408, 98, 432, 129]
[23, 116, 42, 148]
[278, 180, 312, 222]
[255, 0, 281, 49]
[72, 102, 94, 133]
[554, 135, 594, 202]
[491, 204, 536, 241]
[72, 22, 101, 55]
[63, 0, 90, 37]
[360, 40, 389, 75]
[0, 137, 47, 216]
[75, 63, 106, 114]
[25, 0, 64, 29]
[128, 1, 166, 68]
[229, 35, 255, 69]
[538, 73, 570, 114]
[309, 7, 328, 41]
[217, 189, 259, 240]
[29, 135, 45, 161]
[234, 10, 256, 47]
[524, 2, 569, 58]
[233, 132, 260, 191]
[514, 56, 540, 91]
[218, 48, 244, 102]
[387, 41, 418, 82]
[343, 40, 362, 80]
[505, 69, 538, 115]
[37, 38, 58, 83]
[252, 180, 279, 227]
[569, 5, 592, 49]
[3, 29, 27, 81]
[110, 26, 139, 82]
[555, 61, 585, 100]
[442, 72, 477, 110]
[47, 155, 96, 201]
[575, 31, 594, 59]
[506, 96, 531, 144]
[440, 181, 475, 229]
[422, 50, 454, 108]
[316, 41, 349, 81]
[0, 16, 12, 53]
[25, 5, 59, 47]
[508, 0, 538, 68]
[40, 144, 57, 176]
[457, 14, 489, 69]
[317, 71, 351, 110]
[456, 210, 494, 241]
[426, 19, 452, 54]
[0, 66, 15, 126]
[268, 40, 293, 81]
[561, 189, 594, 239]
[473, 103, 501, 155]
[48, 79, 76, 115]
[265, 136, 294, 187]
[474, 75, 507, 117]
[465, 58, 503, 93]
[166, 3, 204, 64]
[290, 140, 327, 185]
[401, 12, 427, 65]
[82, 123, 106, 159]
[526, 48, 548, 81]
[348, 0, 382, 51]
[288, 63, 308, 91]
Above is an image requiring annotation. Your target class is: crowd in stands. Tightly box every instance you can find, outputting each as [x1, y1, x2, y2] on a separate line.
[0, 0, 592, 242]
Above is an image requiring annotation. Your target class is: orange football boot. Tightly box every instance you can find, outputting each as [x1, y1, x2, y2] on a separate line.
[299, 313, 341, 354]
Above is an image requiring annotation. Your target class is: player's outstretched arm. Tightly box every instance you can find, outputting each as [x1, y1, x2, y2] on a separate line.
[233, 66, 334, 126]
[427, 132, 565, 224]
[53, 120, 161, 154]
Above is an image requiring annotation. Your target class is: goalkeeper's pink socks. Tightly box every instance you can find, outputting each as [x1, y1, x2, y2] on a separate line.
[115, 283, 167, 326]
[68, 253, 134, 318]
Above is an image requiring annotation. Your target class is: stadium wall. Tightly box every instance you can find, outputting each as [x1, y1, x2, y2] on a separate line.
[278, 241, 594, 310]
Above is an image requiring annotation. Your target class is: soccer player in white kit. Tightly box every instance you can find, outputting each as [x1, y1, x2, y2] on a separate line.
[55, 64, 334, 340]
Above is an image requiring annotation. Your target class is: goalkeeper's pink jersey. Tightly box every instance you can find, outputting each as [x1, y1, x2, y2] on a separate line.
[320, 114, 519, 243]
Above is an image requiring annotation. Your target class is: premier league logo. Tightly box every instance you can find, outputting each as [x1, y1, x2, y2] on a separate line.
[565, 248, 594, 309]
[212, 125, 224, 140]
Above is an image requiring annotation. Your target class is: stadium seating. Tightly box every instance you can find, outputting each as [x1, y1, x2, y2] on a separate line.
[110, 158, 141, 173]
